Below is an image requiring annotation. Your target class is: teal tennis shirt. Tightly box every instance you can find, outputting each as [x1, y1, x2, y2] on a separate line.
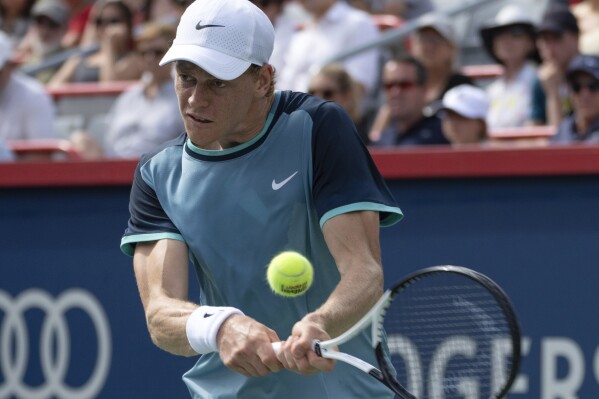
[121, 91, 403, 398]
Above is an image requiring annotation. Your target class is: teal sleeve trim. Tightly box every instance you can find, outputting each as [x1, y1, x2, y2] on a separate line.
[120, 233, 185, 256]
[319, 202, 404, 229]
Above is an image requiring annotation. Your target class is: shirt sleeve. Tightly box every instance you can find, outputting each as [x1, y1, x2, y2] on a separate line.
[311, 101, 403, 228]
[120, 158, 183, 256]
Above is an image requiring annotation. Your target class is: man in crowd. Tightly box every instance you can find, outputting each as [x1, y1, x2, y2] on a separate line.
[370, 55, 448, 146]
[552, 54, 599, 142]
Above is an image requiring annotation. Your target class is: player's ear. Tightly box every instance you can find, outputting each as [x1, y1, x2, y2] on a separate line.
[255, 64, 274, 97]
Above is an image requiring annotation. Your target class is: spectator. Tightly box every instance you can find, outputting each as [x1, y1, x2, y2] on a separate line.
[530, 5, 580, 127]
[49, 0, 142, 85]
[70, 22, 183, 159]
[308, 63, 373, 143]
[0, 0, 35, 45]
[552, 54, 599, 142]
[370, 12, 472, 141]
[250, 0, 297, 75]
[61, 0, 93, 48]
[17, 0, 70, 83]
[439, 84, 489, 146]
[410, 13, 474, 107]
[369, 55, 448, 147]
[277, 0, 381, 98]
[0, 31, 57, 143]
[479, 4, 540, 129]
[572, 0, 599, 55]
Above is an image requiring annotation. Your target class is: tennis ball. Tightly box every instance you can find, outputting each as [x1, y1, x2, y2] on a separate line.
[267, 251, 314, 297]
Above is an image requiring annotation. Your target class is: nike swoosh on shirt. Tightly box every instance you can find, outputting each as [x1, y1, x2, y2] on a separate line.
[272, 171, 299, 190]
[195, 21, 225, 30]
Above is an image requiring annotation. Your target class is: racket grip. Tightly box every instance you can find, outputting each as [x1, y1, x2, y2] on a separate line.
[271, 342, 282, 361]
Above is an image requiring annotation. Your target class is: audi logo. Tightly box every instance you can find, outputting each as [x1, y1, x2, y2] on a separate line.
[0, 288, 112, 399]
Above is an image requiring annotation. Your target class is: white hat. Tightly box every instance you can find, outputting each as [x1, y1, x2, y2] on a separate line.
[0, 31, 12, 69]
[32, 0, 70, 26]
[441, 84, 489, 120]
[160, 0, 275, 80]
[415, 13, 456, 46]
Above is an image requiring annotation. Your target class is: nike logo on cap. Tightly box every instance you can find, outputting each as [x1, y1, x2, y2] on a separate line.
[272, 171, 298, 190]
[196, 21, 225, 30]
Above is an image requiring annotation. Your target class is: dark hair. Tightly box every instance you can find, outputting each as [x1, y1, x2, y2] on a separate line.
[389, 54, 427, 84]
[96, 0, 134, 32]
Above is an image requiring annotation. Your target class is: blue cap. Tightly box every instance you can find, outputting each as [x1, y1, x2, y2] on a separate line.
[567, 54, 599, 81]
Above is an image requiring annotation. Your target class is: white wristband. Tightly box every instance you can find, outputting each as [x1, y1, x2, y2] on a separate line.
[186, 306, 244, 355]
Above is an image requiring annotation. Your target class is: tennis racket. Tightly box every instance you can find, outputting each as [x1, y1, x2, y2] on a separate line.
[272, 265, 521, 399]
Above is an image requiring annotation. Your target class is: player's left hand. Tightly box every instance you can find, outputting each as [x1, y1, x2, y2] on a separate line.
[277, 314, 336, 375]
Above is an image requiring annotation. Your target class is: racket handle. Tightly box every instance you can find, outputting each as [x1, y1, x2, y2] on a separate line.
[271, 342, 282, 361]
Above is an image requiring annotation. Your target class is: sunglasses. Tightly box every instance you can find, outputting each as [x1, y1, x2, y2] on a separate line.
[138, 48, 168, 58]
[308, 88, 339, 99]
[570, 80, 599, 94]
[382, 80, 419, 91]
[95, 17, 125, 27]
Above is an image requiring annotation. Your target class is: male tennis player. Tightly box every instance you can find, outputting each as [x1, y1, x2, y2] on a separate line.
[120, 0, 403, 397]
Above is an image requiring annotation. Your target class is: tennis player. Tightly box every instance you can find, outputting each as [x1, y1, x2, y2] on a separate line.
[120, 0, 403, 397]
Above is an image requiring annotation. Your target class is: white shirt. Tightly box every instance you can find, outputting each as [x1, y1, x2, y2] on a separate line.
[486, 63, 538, 129]
[277, 2, 381, 94]
[0, 72, 57, 140]
[103, 79, 184, 158]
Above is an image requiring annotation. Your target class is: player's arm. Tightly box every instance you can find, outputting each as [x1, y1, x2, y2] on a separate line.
[133, 238, 198, 356]
[278, 210, 384, 374]
[134, 238, 283, 375]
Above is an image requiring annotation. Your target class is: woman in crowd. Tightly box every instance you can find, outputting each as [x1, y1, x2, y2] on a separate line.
[308, 63, 373, 144]
[49, 0, 142, 84]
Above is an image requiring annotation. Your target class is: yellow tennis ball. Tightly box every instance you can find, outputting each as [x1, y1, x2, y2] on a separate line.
[267, 251, 314, 297]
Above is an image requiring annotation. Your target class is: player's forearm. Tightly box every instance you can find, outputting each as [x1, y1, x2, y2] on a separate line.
[308, 259, 383, 338]
[316, 211, 385, 337]
[145, 297, 198, 356]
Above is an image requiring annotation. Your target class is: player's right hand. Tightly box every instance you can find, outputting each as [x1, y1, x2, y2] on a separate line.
[216, 314, 283, 376]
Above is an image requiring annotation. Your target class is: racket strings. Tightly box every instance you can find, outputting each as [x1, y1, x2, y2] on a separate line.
[383, 275, 516, 399]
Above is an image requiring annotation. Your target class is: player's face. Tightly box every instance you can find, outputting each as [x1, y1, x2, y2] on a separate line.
[174, 61, 271, 150]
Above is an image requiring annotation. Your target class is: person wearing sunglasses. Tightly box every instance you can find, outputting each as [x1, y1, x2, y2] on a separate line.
[70, 22, 183, 159]
[551, 54, 599, 143]
[369, 55, 448, 147]
[17, 0, 70, 83]
[307, 63, 373, 144]
[49, 0, 142, 85]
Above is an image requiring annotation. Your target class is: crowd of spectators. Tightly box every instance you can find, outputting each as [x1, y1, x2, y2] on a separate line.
[0, 0, 597, 161]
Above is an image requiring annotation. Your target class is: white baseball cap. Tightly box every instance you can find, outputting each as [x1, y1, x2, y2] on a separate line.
[160, 0, 275, 80]
[415, 13, 456, 46]
[441, 84, 489, 120]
